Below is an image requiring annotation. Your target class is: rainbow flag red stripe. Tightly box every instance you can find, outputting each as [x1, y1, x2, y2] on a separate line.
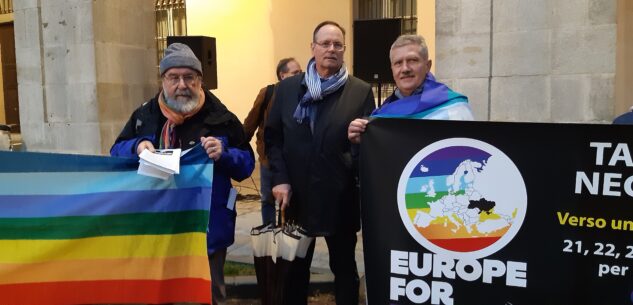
[430, 236, 501, 252]
[0, 146, 213, 305]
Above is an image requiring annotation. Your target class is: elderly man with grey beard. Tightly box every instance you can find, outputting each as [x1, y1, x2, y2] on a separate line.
[111, 42, 254, 305]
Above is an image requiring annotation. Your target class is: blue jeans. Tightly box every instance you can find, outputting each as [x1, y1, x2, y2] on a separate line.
[260, 164, 276, 225]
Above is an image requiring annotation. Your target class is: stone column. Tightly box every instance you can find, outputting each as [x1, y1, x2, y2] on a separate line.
[14, 0, 156, 154]
[435, 0, 616, 123]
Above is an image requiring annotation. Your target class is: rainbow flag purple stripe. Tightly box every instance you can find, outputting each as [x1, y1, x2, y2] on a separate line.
[372, 72, 469, 119]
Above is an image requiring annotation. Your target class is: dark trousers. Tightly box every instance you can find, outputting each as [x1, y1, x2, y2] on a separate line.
[209, 249, 227, 305]
[283, 230, 360, 305]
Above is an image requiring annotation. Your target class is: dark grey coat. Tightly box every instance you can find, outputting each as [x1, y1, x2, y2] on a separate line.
[264, 73, 375, 236]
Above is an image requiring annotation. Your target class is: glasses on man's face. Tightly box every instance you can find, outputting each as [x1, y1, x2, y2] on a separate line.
[314, 41, 345, 51]
[163, 74, 199, 86]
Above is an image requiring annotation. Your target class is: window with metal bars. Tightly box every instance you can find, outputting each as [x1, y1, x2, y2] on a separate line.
[155, 0, 187, 66]
[0, 0, 13, 15]
[355, 0, 416, 33]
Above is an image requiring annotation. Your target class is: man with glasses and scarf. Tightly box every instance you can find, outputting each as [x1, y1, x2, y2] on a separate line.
[111, 42, 254, 305]
[265, 21, 375, 305]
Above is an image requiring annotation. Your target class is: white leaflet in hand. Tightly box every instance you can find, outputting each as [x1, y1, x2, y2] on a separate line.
[137, 160, 171, 180]
[139, 148, 181, 174]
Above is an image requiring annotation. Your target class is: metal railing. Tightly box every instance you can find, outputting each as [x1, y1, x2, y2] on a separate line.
[356, 0, 417, 34]
[0, 124, 20, 151]
[0, 0, 12, 15]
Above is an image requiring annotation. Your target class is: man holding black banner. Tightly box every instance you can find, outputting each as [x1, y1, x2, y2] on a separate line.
[348, 34, 474, 144]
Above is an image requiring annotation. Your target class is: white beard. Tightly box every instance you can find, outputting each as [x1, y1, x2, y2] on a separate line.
[163, 88, 200, 114]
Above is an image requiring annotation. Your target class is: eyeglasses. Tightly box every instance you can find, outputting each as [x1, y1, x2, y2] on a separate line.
[163, 74, 199, 86]
[314, 41, 346, 51]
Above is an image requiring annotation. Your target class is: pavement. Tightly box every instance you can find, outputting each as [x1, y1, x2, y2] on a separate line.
[224, 167, 365, 293]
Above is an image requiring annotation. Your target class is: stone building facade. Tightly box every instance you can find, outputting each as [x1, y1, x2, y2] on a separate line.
[435, 0, 622, 122]
[7, 0, 632, 154]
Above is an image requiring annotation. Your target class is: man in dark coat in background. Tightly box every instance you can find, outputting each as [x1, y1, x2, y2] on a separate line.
[265, 21, 375, 305]
[243, 57, 302, 225]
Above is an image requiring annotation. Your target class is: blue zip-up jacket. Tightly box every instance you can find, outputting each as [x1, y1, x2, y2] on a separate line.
[111, 90, 254, 254]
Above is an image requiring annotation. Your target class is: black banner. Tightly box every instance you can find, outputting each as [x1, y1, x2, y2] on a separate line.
[360, 118, 633, 305]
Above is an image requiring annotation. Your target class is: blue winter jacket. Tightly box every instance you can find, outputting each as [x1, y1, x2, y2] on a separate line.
[111, 90, 254, 254]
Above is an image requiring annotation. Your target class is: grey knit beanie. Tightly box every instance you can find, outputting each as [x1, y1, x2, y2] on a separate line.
[159, 43, 203, 75]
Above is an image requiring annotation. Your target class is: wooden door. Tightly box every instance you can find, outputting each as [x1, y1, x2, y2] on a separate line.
[0, 22, 19, 132]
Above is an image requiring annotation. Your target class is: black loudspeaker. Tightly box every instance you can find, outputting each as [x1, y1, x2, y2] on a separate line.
[166, 36, 218, 89]
[353, 18, 402, 83]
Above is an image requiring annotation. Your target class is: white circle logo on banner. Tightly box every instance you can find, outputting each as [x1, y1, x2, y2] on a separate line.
[397, 138, 527, 259]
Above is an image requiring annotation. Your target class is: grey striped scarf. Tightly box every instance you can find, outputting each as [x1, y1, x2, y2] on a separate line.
[293, 57, 348, 131]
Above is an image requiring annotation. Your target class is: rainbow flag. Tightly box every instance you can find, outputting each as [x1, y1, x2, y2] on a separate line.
[403, 145, 508, 252]
[372, 72, 470, 119]
[0, 146, 213, 305]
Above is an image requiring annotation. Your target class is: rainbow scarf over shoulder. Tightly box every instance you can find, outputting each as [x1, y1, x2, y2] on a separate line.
[372, 73, 468, 118]
[0, 146, 213, 305]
